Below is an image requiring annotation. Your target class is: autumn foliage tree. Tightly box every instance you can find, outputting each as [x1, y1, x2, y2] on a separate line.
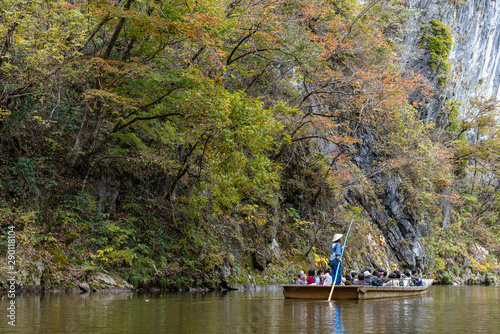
[2, 0, 499, 285]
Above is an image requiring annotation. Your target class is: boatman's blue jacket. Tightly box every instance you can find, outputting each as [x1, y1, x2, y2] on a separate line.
[330, 242, 342, 261]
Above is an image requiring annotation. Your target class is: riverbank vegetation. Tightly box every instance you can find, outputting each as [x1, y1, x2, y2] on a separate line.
[0, 0, 499, 289]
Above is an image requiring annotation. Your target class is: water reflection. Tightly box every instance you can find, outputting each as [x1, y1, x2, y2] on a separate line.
[1, 286, 500, 333]
[329, 302, 344, 334]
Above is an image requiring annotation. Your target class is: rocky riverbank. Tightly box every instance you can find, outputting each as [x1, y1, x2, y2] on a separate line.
[1, 269, 499, 296]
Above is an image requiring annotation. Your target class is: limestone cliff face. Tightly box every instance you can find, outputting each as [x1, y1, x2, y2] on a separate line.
[353, 0, 500, 272]
[349, 133, 428, 271]
[403, 0, 500, 118]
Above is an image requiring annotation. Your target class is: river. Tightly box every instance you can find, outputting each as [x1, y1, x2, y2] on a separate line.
[1, 286, 499, 333]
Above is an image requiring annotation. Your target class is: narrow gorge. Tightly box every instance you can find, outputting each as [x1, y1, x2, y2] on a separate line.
[0, 0, 499, 291]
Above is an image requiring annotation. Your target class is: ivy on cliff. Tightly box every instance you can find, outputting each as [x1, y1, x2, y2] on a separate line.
[419, 19, 453, 86]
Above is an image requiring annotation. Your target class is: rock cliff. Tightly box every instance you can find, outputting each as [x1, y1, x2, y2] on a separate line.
[404, 0, 500, 116]
[354, 0, 500, 272]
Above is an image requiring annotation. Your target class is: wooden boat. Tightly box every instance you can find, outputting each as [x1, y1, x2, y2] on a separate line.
[281, 279, 433, 300]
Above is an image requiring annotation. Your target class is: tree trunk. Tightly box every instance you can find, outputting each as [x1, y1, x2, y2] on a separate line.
[67, 102, 93, 167]
[102, 0, 134, 60]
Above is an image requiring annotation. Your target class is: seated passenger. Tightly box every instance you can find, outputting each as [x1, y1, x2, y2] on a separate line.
[317, 270, 325, 285]
[323, 268, 333, 286]
[411, 269, 423, 286]
[396, 272, 407, 286]
[383, 272, 398, 286]
[381, 270, 389, 284]
[403, 270, 412, 286]
[344, 274, 353, 285]
[363, 271, 374, 286]
[307, 268, 317, 285]
[351, 271, 359, 285]
[296, 270, 307, 285]
[370, 271, 383, 287]
[355, 273, 367, 285]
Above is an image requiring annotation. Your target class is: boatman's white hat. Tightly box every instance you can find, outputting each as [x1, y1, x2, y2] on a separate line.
[332, 234, 343, 242]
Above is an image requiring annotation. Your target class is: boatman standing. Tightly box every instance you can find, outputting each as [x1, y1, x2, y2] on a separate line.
[330, 233, 343, 285]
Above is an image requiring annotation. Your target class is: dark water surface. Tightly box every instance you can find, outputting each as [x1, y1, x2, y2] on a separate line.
[1, 286, 499, 333]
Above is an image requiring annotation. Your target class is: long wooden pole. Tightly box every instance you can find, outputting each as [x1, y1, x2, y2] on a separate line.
[328, 219, 353, 302]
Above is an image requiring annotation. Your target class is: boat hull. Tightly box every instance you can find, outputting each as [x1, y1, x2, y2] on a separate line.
[281, 279, 433, 300]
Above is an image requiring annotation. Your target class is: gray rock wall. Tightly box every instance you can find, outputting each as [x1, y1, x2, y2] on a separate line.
[361, 0, 500, 272]
[348, 130, 428, 271]
[403, 0, 500, 118]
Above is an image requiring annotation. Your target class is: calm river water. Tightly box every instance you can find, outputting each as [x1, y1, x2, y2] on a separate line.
[1, 286, 499, 333]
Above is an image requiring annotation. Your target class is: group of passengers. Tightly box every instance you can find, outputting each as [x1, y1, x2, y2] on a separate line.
[296, 233, 424, 287]
[296, 267, 424, 287]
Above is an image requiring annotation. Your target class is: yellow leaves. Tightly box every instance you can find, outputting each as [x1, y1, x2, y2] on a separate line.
[468, 255, 499, 275]
[87, 57, 150, 81]
[257, 218, 268, 227]
[83, 89, 138, 111]
[313, 253, 328, 268]
[0, 109, 11, 120]
[0, 0, 90, 88]
[293, 219, 314, 231]
[32, 115, 55, 129]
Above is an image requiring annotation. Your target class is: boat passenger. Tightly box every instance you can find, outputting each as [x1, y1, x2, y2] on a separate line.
[363, 271, 373, 285]
[307, 268, 317, 285]
[383, 272, 398, 286]
[370, 271, 383, 287]
[351, 271, 359, 285]
[355, 273, 367, 285]
[317, 270, 325, 285]
[411, 269, 423, 286]
[396, 272, 407, 286]
[381, 270, 389, 284]
[324, 268, 333, 286]
[344, 274, 353, 285]
[296, 270, 307, 285]
[403, 270, 412, 286]
[314, 273, 320, 285]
